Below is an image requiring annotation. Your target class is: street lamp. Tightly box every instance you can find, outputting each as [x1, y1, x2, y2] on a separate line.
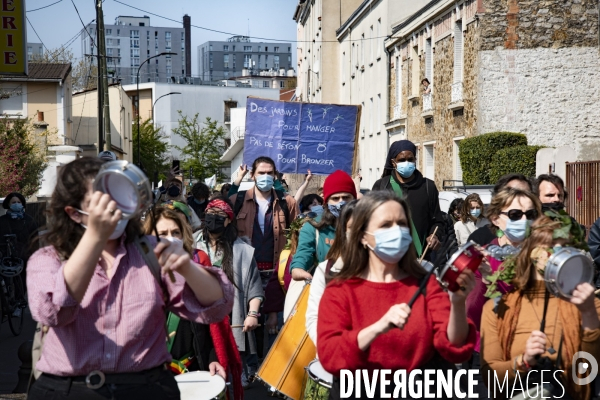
[152, 92, 181, 124]
[136, 51, 177, 168]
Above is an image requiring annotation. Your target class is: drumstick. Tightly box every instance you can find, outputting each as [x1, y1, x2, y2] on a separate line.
[418, 226, 439, 263]
[393, 239, 456, 330]
[595, 288, 600, 295]
[231, 324, 262, 328]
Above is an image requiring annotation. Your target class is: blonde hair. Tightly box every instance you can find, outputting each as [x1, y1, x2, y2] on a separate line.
[485, 188, 542, 234]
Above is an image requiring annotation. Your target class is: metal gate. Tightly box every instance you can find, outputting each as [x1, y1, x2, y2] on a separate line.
[565, 161, 600, 229]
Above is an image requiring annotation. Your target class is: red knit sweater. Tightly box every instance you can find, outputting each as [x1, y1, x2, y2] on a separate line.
[317, 274, 476, 375]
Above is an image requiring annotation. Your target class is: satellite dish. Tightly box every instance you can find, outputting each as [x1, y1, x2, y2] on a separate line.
[294, 87, 301, 98]
[313, 61, 320, 74]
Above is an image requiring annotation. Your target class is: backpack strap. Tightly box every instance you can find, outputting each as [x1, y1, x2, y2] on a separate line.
[233, 190, 247, 218]
[275, 189, 290, 228]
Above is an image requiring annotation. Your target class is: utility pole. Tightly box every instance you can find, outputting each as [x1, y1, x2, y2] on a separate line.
[95, 0, 111, 152]
[95, 1, 103, 153]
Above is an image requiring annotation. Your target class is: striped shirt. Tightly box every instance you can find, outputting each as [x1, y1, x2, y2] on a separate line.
[27, 236, 234, 376]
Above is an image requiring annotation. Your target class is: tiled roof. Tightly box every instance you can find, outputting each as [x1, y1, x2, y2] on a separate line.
[0, 63, 71, 81]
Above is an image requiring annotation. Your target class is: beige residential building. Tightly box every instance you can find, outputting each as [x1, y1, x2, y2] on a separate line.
[336, 0, 429, 188]
[385, 0, 600, 189]
[293, 0, 363, 104]
[0, 63, 73, 146]
[72, 84, 134, 161]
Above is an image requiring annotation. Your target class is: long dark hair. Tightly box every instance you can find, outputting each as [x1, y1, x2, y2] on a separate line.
[44, 157, 142, 260]
[200, 195, 237, 286]
[326, 199, 358, 261]
[335, 191, 425, 281]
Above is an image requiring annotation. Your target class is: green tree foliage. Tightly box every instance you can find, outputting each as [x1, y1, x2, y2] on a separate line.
[488, 145, 545, 183]
[459, 132, 528, 184]
[132, 118, 171, 184]
[0, 117, 47, 197]
[173, 112, 227, 181]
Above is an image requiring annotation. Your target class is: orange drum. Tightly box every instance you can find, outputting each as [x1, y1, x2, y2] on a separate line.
[256, 282, 316, 400]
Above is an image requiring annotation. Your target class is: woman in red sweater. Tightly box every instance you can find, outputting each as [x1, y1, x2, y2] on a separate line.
[317, 191, 477, 399]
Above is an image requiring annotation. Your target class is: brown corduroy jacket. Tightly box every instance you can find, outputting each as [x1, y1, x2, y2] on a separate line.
[230, 188, 298, 270]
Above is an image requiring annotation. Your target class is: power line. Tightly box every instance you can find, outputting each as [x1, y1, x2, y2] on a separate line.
[112, 0, 376, 44]
[70, 0, 96, 49]
[27, 0, 63, 13]
[26, 17, 48, 52]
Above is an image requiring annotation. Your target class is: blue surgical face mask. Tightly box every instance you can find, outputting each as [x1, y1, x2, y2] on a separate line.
[255, 175, 274, 192]
[365, 226, 412, 264]
[193, 198, 206, 205]
[470, 209, 481, 218]
[396, 162, 416, 178]
[9, 203, 24, 213]
[503, 218, 531, 243]
[328, 201, 347, 218]
[310, 205, 324, 215]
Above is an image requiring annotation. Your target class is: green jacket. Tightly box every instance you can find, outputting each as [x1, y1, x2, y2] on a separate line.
[289, 215, 336, 273]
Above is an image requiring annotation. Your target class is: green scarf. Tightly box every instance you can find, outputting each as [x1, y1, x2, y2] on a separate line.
[389, 177, 423, 256]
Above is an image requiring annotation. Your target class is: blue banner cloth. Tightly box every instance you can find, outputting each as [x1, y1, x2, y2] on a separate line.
[243, 98, 360, 175]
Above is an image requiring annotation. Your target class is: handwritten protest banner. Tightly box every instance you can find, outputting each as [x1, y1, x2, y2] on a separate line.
[243, 98, 360, 175]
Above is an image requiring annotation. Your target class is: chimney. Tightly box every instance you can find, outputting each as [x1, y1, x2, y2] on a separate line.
[37, 111, 44, 121]
[183, 15, 191, 78]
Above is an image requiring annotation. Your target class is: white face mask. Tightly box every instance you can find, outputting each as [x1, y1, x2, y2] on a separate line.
[77, 209, 128, 240]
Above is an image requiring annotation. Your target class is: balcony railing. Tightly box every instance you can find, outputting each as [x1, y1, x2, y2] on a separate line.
[393, 105, 402, 120]
[230, 127, 245, 147]
[451, 82, 463, 103]
[422, 93, 433, 112]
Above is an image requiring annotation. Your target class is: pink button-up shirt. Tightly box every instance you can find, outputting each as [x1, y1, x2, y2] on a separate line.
[27, 236, 234, 376]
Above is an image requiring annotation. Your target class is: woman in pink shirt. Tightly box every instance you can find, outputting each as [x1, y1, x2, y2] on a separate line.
[27, 157, 234, 400]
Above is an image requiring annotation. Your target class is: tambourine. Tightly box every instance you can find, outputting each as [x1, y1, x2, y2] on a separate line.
[93, 161, 152, 220]
[437, 242, 484, 292]
[545, 247, 594, 300]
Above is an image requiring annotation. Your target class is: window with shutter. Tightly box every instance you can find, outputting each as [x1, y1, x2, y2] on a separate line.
[425, 39, 433, 82]
[411, 46, 419, 96]
[396, 56, 402, 106]
[424, 144, 435, 180]
[453, 22, 463, 83]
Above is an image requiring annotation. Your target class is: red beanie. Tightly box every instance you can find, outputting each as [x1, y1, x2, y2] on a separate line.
[322, 170, 357, 204]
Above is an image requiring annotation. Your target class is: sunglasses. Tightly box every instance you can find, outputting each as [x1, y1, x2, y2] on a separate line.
[500, 209, 538, 221]
[297, 212, 317, 220]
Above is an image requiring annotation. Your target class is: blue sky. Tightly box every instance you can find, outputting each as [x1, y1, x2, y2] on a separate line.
[26, 0, 298, 74]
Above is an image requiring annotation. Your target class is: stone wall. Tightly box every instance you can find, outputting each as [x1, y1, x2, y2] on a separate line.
[477, 46, 600, 161]
[480, 0, 599, 50]
[398, 22, 479, 189]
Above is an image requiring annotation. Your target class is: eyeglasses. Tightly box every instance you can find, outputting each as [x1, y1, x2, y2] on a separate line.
[297, 212, 317, 220]
[500, 209, 538, 221]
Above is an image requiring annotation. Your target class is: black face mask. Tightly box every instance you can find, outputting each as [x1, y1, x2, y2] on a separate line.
[541, 202, 565, 212]
[167, 185, 181, 197]
[205, 214, 227, 234]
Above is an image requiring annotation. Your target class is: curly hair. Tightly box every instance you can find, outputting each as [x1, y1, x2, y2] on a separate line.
[44, 157, 142, 260]
[191, 181, 210, 200]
